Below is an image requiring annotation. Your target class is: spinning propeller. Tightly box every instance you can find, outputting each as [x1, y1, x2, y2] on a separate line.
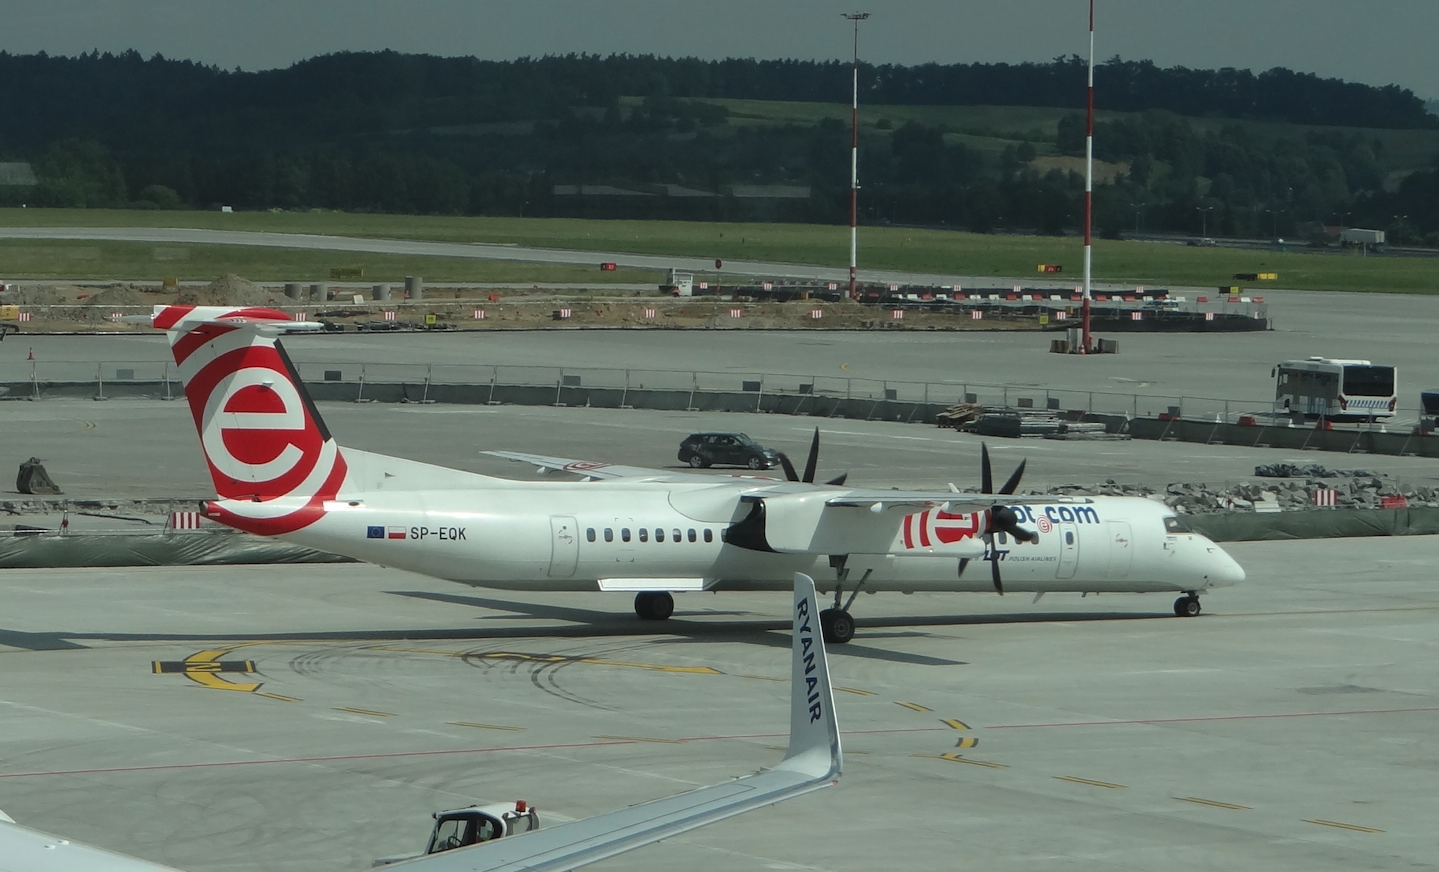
[777, 428, 848, 486]
[965, 444, 1037, 595]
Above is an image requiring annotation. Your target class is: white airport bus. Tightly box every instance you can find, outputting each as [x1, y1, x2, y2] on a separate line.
[1273, 357, 1397, 422]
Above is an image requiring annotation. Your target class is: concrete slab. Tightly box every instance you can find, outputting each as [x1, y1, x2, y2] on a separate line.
[0, 536, 1437, 871]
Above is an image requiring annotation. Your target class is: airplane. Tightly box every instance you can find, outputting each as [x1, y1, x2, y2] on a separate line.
[0, 573, 842, 872]
[148, 304, 1245, 643]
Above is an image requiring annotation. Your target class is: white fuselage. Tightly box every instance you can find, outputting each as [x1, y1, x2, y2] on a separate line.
[266, 475, 1243, 598]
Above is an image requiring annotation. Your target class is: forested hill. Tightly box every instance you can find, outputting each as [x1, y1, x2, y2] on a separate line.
[3, 50, 1439, 242]
[0, 50, 1432, 152]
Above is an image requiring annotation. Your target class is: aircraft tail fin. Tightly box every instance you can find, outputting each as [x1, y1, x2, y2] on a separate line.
[152, 305, 346, 535]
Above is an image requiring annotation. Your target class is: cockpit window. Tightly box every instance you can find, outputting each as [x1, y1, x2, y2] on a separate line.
[1163, 516, 1192, 534]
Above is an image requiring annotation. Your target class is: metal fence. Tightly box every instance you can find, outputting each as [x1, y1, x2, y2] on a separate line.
[5, 357, 1430, 427]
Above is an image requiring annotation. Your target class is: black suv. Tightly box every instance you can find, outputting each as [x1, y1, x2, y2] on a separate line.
[678, 433, 780, 470]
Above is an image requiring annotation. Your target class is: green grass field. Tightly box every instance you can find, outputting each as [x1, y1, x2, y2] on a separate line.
[0, 208, 1434, 294]
[0, 236, 661, 285]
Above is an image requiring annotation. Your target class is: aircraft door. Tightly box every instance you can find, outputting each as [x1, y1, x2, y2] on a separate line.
[548, 515, 579, 578]
[1107, 521, 1133, 579]
[1055, 522, 1079, 579]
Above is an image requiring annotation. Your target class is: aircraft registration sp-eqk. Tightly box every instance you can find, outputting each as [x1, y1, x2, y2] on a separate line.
[151, 305, 1244, 643]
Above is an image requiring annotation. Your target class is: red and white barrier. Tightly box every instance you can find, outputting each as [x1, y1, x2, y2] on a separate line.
[292, 312, 308, 322]
[1312, 489, 1338, 507]
[383, 311, 397, 321]
[730, 309, 742, 318]
[169, 511, 204, 530]
[810, 309, 823, 319]
[18, 311, 32, 322]
[970, 310, 984, 320]
[643, 308, 656, 318]
[891, 309, 904, 319]
[472, 309, 486, 320]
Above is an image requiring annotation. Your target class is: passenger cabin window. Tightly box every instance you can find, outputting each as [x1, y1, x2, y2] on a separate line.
[638, 528, 648, 542]
[703, 529, 713, 542]
[586, 528, 595, 542]
[1163, 516, 1192, 534]
[621, 528, 631, 542]
[604, 528, 613, 542]
[687, 529, 697, 542]
[672, 528, 682, 543]
[655, 528, 665, 542]
[1065, 531, 1074, 545]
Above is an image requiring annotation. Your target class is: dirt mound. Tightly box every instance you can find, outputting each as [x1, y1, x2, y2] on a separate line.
[177, 274, 278, 307]
[81, 284, 150, 307]
[10, 285, 68, 305]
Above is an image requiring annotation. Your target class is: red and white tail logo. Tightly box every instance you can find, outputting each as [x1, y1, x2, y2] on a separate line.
[152, 305, 347, 535]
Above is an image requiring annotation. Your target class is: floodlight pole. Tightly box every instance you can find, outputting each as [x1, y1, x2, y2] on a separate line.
[844, 12, 869, 300]
[1080, 0, 1095, 354]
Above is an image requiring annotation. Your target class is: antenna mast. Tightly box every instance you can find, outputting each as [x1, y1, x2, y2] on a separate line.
[1080, 0, 1095, 354]
[843, 12, 869, 300]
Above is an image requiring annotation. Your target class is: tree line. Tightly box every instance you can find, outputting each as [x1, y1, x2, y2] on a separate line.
[2, 50, 1437, 242]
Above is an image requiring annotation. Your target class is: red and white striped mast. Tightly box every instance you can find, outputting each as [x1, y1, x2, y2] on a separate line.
[1080, 0, 1095, 353]
[843, 12, 869, 300]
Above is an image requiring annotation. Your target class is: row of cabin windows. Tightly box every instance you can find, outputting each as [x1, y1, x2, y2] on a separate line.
[587, 527, 713, 544]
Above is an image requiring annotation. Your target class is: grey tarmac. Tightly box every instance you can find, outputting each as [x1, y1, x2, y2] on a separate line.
[1, 536, 1437, 872]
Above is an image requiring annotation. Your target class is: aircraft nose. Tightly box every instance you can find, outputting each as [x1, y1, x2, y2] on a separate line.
[1206, 543, 1245, 587]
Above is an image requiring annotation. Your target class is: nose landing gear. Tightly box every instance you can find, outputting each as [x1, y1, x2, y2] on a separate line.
[1173, 592, 1202, 617]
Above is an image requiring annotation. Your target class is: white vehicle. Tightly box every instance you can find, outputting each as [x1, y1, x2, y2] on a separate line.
[1273, 357, 1397, 422]
[663, 268, 694, 296]
[148, 305, 1244, 641]
[0, 574, 842, 872]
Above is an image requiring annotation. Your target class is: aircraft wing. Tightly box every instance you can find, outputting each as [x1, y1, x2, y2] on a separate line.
[482, 450, 782, 485]
[0, 813, 185, 872]
[822, 490, 1095, 512]
[385, 573, 842, 872]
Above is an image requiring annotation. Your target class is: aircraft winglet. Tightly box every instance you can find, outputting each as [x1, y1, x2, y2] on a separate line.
[776, 572, 843, 782]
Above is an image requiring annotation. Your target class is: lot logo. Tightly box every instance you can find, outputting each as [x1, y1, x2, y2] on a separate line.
[159, 306, 347, 535]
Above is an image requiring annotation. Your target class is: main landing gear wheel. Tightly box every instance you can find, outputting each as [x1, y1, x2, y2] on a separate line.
[634, 591, 675, 621]
[1173, 594, 1202, 617]
[819, 608, 855, 644]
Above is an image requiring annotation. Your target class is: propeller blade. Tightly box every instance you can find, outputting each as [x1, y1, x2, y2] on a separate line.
[980, 443, 993, 494]
[957, 557, 970, 578]
[802, 428, 820, 484]
[998, 459, 1027, 496]
[989, 505, 1038, 543]
[777, 453, 799, 482]
[990, 550, 1003, 595]
[824, 473, 848, 486]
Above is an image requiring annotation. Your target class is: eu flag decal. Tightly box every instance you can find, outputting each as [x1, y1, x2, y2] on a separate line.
[366, 526, 384, 539]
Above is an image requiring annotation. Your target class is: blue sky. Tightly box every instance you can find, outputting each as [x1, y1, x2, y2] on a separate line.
[4, 1, 1437, 100]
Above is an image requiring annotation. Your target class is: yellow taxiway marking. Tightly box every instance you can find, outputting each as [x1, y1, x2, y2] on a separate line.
[836, 687, 875, 696]
[840, 363, 850, 371]
[370, 646, 721, 674]
[1056, 776, 1126, 789]
[954, 737, 979, 749]
[450, 722, 525, 732]
[1177, 796, 1250, 811]
[1304, 819, 1383, 833]
[940, 718, 971, 730]
[153, 649, 261, 693]
[916, 753, 1007, 769]
[897, 702, 932, 713]
[595, 735, 683, 744]
[256, 693, 300, 702]
[738, 674, 787, 682]
[335, 707, 395, 718]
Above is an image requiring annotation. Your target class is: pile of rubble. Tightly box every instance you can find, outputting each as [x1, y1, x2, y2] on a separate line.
[1032, 470, 1438, 513]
